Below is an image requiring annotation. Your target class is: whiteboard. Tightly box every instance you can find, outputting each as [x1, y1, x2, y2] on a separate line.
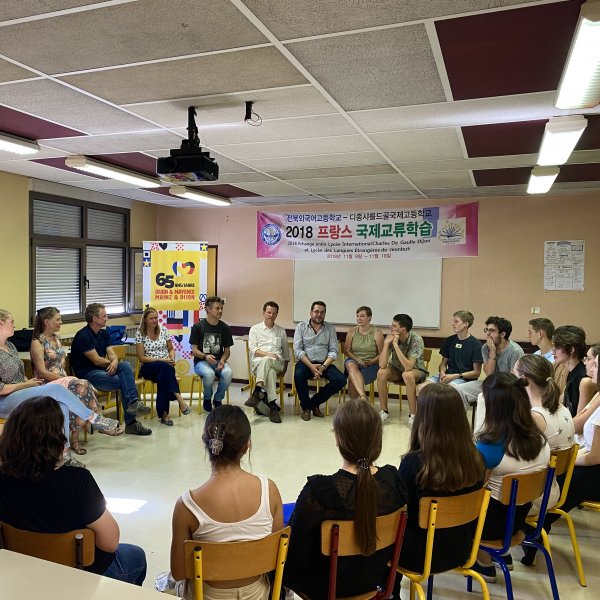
[293, 259, 442, 329]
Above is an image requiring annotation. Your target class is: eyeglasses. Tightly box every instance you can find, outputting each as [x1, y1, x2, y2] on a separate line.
[483, 328, 497, 334]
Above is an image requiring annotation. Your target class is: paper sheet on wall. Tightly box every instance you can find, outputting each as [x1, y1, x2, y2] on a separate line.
[544, 240, 584, 291]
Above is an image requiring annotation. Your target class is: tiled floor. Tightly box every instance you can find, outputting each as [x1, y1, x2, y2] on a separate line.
[83, 384, 598, 599]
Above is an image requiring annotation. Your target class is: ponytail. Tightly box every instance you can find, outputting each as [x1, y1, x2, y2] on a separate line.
[354, 459, 377, 555]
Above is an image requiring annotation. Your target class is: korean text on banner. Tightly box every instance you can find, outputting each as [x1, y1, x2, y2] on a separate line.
[256, 202, 478, 260]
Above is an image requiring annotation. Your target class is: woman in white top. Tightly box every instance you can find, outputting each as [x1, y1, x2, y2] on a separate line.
[572, 343, 600, 440]
[135, 306, 189, 426]
[514, 354, 574, 451]
[526, 354, 600, 565]
[170, 405, 283, 600]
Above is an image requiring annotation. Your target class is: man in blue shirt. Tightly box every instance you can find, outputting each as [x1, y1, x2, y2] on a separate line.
[293, 301, 346, 421]
[71, 303, 151, 435]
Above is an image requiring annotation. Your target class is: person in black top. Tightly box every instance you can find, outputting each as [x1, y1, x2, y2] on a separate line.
[553, 325, 596, 417]
[284, 399, 406, 599]
[398, 384, 485, 575]
[189, 296, 234, 413]
[0, 396, 147, 584]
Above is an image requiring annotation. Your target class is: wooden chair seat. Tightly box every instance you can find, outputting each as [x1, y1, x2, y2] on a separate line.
[480, 530, 525, 549]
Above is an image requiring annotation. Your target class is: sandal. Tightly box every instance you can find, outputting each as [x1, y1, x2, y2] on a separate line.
[98, 424, 125, 436]
[161, 416, 174, 426]
[71, 442, 87, 456]
[180, 405, 190, 415]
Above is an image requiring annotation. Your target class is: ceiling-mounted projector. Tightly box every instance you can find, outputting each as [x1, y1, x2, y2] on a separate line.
[157, 106, 219, 183]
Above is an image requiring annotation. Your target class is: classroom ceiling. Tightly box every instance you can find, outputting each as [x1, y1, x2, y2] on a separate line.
[0, 0, 599, 208]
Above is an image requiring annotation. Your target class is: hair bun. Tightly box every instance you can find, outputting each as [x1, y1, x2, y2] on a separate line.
[515, 377, 529, 389]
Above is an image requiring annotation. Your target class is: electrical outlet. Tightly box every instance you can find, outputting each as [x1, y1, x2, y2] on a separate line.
[530, 307, 541, 314]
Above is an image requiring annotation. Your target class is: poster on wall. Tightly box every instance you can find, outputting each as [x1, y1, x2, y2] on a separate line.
[143, 241, 208, 388]
[256, 202, 478, 261]
[544, 240, 585, 291]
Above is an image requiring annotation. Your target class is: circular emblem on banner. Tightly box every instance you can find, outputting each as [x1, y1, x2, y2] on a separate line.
[260, 223, 282, 246]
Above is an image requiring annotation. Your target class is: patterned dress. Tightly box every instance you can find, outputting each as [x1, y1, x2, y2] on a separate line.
[34, 333, 99, 430]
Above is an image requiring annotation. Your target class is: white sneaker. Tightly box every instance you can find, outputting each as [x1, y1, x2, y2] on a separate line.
[380, 410, 390, 424]
[408, 414, 415, 426]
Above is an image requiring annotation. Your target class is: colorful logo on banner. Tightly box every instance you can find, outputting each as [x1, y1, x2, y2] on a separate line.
[143, 241, 208, 391]
[256, 202, 478, 260]
[149, 251, 202, 309]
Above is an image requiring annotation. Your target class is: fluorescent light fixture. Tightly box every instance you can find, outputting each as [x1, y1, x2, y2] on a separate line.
[527, 166, 560, 194]
[555, 0, 600, 109]
[169, 185, 231, 206]
[0, 132, 40, 155]
[65, 155, 161, 188]
[537, 115, 587, 166]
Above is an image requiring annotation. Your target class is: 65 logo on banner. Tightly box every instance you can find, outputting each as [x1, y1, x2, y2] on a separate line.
[155, 261, 196, 289]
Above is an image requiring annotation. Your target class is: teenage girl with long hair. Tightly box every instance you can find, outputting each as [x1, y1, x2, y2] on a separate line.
[284, 399, 406, 599]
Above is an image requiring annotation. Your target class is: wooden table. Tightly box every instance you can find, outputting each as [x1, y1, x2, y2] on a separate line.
[0, 549, 164, 599]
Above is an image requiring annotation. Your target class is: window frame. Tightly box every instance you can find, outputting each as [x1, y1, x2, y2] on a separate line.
[30, 191, 130, 325]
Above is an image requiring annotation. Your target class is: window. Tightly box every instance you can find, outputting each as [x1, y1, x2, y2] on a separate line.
[30, 192, 129, 322]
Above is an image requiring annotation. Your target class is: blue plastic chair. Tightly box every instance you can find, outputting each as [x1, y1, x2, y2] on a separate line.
[469, 455, 558, 600]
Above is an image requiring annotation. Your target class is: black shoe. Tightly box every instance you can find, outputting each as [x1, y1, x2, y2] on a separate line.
[203, 398, 212, 412]
[212, 400, 222, 409]
[160, 416, 174, 426]
[125, 421, 152, 436]
[521, 544, 537, 566]
[269, 403, 282, 423]
[255, 399, 270, 417]
[244, 385, 264, 408]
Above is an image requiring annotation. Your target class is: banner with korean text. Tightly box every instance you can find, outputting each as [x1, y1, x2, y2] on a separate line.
[143, 241, 209, 392]
[257, 202, 478, 260]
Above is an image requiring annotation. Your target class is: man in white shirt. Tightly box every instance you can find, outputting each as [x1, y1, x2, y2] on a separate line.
[527, 317, 555, 362]
[244, 301, 289, 423]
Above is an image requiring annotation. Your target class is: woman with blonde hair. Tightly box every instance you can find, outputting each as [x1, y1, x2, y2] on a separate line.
[136, 306, 189, 426]
[170, 405, 283, 600]
[284, 399, 406, 599]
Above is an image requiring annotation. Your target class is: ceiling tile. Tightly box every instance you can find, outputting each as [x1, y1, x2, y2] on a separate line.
[244, 151, 387, 171]
[233, 195, 318, 206]
[0, 1, 100, 21]
[233, 181, 307, 196]
[462, 120, 546, 157]
[407, 170, 474, 189]
[206, 172, 273, 184]
[0, 58, 38, 83]
[201, 114, 356, 146]
[324, 190, 423, 202]
[42, 131, 184, 154]
[0, 105, 85, 140]
[269, 164, 396, 180]
[292, 181, 416, 195]
[370, 128, 464, 162]
[243, 0, 527, 40]
[124, 86, 335, 127]
[474, 162, 600, 186]
[212, 135, 372, 160]
[436, 1, 583, 100]
[0, 79, 158, 134]
[287, 25, 446, 110]
[60, 47, 307, 105]
[0, 0, 267, 73]
[0, 159, 94, 181]
[286, 174, 414, 190]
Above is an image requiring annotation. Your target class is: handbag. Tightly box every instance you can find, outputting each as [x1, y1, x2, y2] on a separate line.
[106, 325, 127, 345]
[8, 328, 34, 351]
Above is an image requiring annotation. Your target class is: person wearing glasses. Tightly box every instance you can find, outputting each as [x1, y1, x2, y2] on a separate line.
[457, 316, 524, 415]
[189, 297, 234, 414]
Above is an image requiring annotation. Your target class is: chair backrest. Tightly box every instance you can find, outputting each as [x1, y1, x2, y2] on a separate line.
[183, 527, 291, 600]
[415, 488, 491, 577]
[0, 521, 95, 568]
[423, 348, 432, 369]
[320, 508, 407, 600]
[418, 487, 488, 529]
[500, 467, 548, 506]
[112, 345, 127, 360]
[551, 444, 578, 510]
